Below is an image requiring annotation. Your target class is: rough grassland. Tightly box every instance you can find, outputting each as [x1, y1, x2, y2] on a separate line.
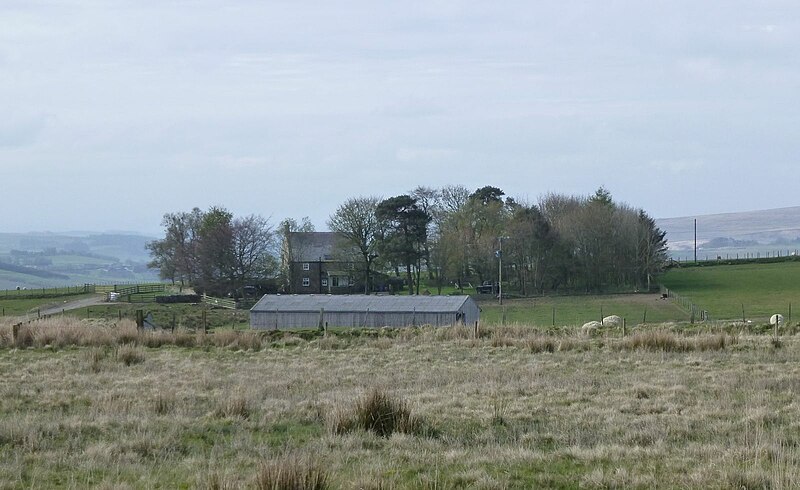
[661, 262, 800, 322]
[0, 318, 798, 488]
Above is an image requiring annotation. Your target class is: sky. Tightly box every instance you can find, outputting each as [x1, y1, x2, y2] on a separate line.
[2, 0, 799, 235]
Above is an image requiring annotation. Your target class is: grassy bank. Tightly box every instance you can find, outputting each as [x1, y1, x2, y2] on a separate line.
[0, 317, 797, 488]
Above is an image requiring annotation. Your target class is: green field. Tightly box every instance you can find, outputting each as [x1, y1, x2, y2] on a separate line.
[480, 293, 689, 326]
[661, 262, 800, 323]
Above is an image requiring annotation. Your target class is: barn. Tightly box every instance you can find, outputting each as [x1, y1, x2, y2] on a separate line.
[250, 294, 480, 330]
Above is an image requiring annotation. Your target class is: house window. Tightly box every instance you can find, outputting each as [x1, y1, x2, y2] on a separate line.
[302, 277, 310, 287]
[302, 263, 310, 271]
[332, 276, 348, 287]
[321, 278, 328, 287]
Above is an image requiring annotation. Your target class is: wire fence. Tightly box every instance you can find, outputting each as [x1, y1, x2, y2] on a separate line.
[660, 286, 710, 323]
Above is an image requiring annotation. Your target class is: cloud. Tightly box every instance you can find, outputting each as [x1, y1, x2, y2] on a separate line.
[648, 159, 705, 174]
[217, 155, 271, 170]
[395, 147, 459, 163]
[0, 115, 47, 148]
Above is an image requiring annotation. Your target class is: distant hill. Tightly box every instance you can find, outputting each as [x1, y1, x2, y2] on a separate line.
[0, 232, 155, 262]
[0, 232, 160, 290]
[657, 206, 800, 260]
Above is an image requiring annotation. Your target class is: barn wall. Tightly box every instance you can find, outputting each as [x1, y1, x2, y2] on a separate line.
[250, 311, 462, 329]
[460, 300, 481, 325]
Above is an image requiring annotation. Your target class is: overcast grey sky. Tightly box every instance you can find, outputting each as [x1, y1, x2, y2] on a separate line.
[2, 1, 798, 234]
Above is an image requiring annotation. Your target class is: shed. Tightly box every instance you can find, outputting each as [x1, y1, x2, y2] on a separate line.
[250, 294, 480, 330]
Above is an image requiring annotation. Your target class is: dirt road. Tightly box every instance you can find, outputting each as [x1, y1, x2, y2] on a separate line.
[32, 295, 108, 318]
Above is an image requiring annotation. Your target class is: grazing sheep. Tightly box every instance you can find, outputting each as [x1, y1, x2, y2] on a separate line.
[581, 321, 602, 336]
[770, 314, 784, 326]
[602, 315, 622, 327]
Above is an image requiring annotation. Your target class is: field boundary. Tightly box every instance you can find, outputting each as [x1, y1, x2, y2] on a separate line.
[202, 294, 237, 310]
[660, 286, 710, 322]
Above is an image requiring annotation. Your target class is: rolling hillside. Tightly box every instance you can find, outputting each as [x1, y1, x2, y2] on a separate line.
[0, 232, 160, 289]
[657, 206, 800, 260]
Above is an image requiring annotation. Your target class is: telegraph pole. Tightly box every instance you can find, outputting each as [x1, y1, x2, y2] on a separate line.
[694, 218, 697, 264]
[497, 237, 507, 305]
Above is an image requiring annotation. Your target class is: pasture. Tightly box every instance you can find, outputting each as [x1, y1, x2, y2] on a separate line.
[0, 317, 797, 488]
[661, 261, 800, 322]
[479, 293, 689, 326]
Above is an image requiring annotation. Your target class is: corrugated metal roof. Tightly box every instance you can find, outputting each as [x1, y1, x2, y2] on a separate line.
[251, 294, 473, 313]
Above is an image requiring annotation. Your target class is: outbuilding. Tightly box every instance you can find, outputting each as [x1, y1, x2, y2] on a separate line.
[250, 294, 480, 330]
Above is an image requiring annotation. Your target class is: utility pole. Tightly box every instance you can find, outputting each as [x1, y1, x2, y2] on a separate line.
[694, 218, 697, 264]
[497, 236, 507, 305]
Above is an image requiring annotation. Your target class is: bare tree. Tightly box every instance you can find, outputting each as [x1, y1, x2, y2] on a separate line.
[328, 196, 381, 294]
[230, 215, 276, 297]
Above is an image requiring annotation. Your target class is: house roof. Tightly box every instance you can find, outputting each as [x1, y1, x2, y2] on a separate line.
[288, 232, 341, 262]
[251, 294, 476, 313]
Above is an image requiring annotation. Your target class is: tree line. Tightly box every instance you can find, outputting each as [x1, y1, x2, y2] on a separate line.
[148, 186, 668, 297]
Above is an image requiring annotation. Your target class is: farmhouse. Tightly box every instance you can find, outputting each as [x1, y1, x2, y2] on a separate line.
[282, 231, 353, 294]
[250, 294, 480, 330]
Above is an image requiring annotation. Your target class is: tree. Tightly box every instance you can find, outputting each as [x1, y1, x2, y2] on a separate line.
[376, 195, 431, 295]
[230, 215, 276, 297]
[636, 210, 668, 291]
[504, 203, 559, 295]
[148, 207, 276, 296]
[328, 196, 381, 294]
[146, 208, 203, 285]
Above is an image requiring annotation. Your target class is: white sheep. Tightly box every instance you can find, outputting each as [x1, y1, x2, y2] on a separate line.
[770, 314, 784, 326]
[581, 321, 602, 336]
[602, 315, 622, 327]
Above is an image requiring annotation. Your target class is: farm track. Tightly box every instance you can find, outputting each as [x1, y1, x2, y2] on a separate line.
[30, 294, 108, 318]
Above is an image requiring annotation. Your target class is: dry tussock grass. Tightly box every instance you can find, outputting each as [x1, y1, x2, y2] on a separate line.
[327, 388, 422, 438]
[213, 394, 251, 419]
[617, 331, 736, 352]
[1, 316, 799, 487]
[255, 453, 329, 490]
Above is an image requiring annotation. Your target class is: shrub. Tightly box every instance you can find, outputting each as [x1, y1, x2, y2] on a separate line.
[255, 454, 329, 490]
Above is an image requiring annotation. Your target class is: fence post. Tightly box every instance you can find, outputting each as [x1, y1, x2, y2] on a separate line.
[642, 307, 647, 324]
[502, 306, 507, 326]
[622, 318, 626, 337]
[552, 307, 555, 327]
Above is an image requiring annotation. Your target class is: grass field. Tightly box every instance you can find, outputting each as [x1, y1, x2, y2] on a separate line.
[661, 262, 800, 322]
[480, 293, 690, 326]
[67, 302, 251, 331]
[0, 317, 797, 488]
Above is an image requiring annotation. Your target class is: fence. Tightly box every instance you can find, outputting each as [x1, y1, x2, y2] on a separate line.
[660, 286, 710, 323]
[0, 284, 96, 299]
[202, 294, 237, 310]
[671, 252, 800, 265]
